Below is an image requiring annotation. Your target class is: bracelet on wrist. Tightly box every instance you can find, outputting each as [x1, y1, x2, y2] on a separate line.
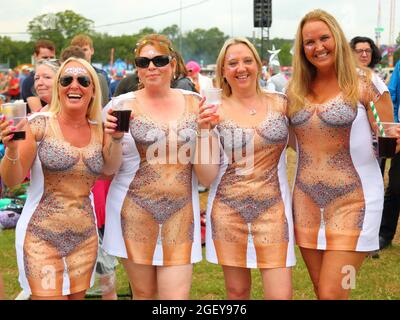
[4, 150, 19, 165]
[111, 135, 124, 143]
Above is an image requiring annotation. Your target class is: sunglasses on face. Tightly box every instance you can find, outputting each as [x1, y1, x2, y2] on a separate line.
[59, 75, 91, 87]
[134, 55, 172, 68]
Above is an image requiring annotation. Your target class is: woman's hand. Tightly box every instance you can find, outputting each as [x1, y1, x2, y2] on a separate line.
[104, 108, 130, 140]
[198, 97, 220, 131]
[0, 115, 24, 150]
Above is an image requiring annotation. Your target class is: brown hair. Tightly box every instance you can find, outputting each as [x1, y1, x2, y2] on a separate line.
[34, 39, 56, 55]
[71, 34, 93, 49]
[60, 45, 86, 63]
[134, 34, 176, 89]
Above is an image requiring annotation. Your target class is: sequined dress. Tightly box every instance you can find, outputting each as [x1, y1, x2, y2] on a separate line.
[289, 72, 387, 251]
[102, 90, 202, 266]
[16, 113, 103, 296]
[206, 93, 296, 268]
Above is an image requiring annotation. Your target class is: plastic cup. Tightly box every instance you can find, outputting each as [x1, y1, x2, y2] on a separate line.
[203, 88, 222, 107]
[377, 122, 400, 158]
[1, 101, 27, 140]
[111, 98, 133, 132]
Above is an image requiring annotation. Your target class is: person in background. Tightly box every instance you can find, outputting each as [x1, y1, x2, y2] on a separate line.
[33, 59, 61, 110]
[70, 34, 110, 107]
[286, 9, 397, 300]
[110, 70, 125, 97]
[59, 45, 86, 63]
[7, 70, 20, 102]
[350, 36, 382, 70]
[21, 39, 56, 113]
[186, 60, 214, 95]
[378, 58, 400, 250]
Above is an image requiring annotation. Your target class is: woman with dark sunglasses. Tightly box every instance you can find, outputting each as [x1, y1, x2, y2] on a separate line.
[0, 57, 115, 300]
[102, 34, 202, 299]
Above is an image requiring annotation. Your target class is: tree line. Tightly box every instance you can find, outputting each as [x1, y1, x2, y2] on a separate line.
[0, 10, 294, 69]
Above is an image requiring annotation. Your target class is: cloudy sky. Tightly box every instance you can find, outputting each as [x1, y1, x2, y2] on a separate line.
[0, 0, 399, 45]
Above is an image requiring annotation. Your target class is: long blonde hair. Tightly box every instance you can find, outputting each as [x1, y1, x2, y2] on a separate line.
[215, 37, 263, 97]
[287, 9, 359, 116]
[48, 57, 103, 129]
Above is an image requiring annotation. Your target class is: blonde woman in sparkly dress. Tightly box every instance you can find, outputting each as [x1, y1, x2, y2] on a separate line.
[0, 57, 111, 299]
[194, 37, 295, 300]
[102, 34, 202, 300]
[287, 10, 398, 299]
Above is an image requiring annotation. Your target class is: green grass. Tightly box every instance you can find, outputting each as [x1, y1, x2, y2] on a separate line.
[1, 150, 399, 300]
[1, 228, 399, 300]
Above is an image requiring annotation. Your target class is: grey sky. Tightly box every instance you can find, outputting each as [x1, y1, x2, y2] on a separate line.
[0, 0, 398, 45]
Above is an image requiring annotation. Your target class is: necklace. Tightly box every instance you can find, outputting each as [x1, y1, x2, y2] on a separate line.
[249, 108, 257, 116]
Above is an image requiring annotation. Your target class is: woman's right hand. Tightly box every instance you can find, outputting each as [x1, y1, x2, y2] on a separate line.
[0, 115, 19, 149]
[198, 97, 220, 131]
[104, 108, 125, 140]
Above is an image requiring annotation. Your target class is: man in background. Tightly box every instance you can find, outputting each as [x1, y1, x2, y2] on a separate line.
[21, 39, 56, 113]
[70, 34, 110, 107]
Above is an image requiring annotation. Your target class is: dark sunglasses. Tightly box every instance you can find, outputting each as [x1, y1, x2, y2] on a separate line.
[134, 55, 172, 68]
[59, 75, 91, 87]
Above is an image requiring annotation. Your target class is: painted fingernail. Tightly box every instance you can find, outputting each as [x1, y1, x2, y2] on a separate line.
[9, 119, 14, 124]
[11, 127, 16, 131]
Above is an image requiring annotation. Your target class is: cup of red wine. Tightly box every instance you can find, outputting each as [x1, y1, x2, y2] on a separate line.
[111, 98, 133, 132]
[1, 101, 27, 140]
[377, 122, 400, 158]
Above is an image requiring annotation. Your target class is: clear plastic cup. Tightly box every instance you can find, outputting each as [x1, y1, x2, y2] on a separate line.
[1, 101, 27, 140]
[377, 122, 400, 158]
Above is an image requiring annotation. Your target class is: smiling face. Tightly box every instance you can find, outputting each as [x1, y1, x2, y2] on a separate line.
[58, 61, 94, 113]
[136, 44, 175, 89]
[34, 64, 56, 104]
[302, 20, 336, 72]
[353, 42, 372, 67]
[222, 43, 259, 93]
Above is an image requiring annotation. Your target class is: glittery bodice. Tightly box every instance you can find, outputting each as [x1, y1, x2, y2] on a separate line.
[215, 109, 288, 224]
[123, 94, 198, 225]
[289, 96, 363, 206]
[25, 114, 102, 257]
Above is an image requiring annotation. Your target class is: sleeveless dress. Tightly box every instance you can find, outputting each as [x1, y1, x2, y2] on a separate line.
[206, 92, 296, 268]
[102, 90, 202, 266]
[289, 72, 387, 251]
[16, 113, 103, 296]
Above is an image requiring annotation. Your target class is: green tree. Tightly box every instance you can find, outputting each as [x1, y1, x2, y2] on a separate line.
[27, 10, 94, 51]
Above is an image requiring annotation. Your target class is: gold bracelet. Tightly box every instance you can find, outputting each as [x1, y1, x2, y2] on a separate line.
[5, 151, 19, 165]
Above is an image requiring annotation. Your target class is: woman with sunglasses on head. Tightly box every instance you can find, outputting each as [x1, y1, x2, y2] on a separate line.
[0, 57, 113, 300]
[102, 34, 202, 300]
[287, 10, 398, 299]
[194, 37, 295, 300]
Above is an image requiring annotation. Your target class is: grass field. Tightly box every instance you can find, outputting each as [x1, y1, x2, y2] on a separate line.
[1, 149, 399, 300]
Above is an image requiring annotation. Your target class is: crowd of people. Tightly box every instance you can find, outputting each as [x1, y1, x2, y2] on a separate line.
[0, 8, 399, 300]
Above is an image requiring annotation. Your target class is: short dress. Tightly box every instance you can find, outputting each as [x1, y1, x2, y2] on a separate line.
[16, 113, 103, 296]
[289, 71, 387, 251]
[206, 92, 296, 269]
[102, 90, 202, 266]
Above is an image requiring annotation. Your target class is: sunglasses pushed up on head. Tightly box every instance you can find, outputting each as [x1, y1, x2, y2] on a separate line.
[59, 75, 91, 87]
[134, 55, 172, 68]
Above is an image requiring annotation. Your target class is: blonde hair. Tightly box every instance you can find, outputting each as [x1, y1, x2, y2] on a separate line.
[215, 37, 263, 97]
[287, 9, 359, 116]
[48, 57, 103, 131]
